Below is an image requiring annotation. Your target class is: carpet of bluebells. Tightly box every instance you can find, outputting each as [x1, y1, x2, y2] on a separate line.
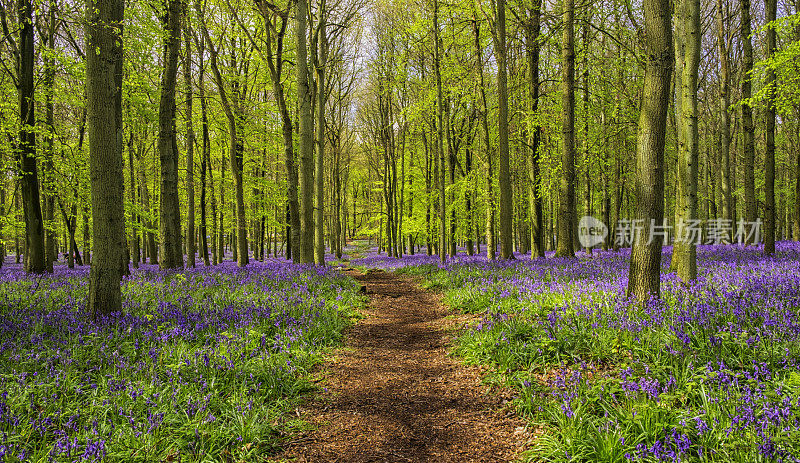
[353, 242, 800, 462]
[0, 260, 362, 462]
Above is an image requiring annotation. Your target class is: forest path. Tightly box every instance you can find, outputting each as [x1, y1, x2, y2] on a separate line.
[271, 269, 529, 462]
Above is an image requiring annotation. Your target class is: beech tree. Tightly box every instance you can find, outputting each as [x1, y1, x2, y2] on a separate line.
[672, 0, 700, 281]
[554, 0, 575, 259]
[157, 0, 184, 270]
[86, 0, 126, 314]
[627, 0, 673, 301]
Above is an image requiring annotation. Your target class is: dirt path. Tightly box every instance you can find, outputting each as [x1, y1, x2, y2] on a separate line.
[272, 269, 530, 462]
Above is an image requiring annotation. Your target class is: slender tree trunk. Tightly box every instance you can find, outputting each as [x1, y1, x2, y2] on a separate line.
[447, 102, 456, 257]
[297, 0, 314, 263]
[314, 20, 327, 265]
[465, 144, 474, 256]
[229, 86, 248, 267]
[210, 144, 218, 265]
[17, 0, 46, 273]
[0, 182, 5, 268]
[740, 0, 756, 243]
[434, 0, 446, 263]
[158, 0, 184, 269]
[525, 1, 544, 259]
[627, 0, 673, 301]
[716, 0, 733, 225]
[86, 0, 126, 314]
[184, 20, 196, 267]
[673, 0, 700, 281]
[219, 155, 225, 260]
[138, 160, 158, 264]
[473, 16, 495, 261]
[555, 0, 576, 259]
[581, 10, 592, 255]
[496, 0, 512, 259]
[764, 0, 777, 254]
[196, 7, 248, 266]
[128, 136, 139, 268]
[198, 36, 210, 266]
[43, 3, 57, 271]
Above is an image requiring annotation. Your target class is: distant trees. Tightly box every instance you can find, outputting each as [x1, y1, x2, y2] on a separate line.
[0, 0, 796, 305]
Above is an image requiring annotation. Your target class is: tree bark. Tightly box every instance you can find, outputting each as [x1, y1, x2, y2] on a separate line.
[86, 0, 126, 315]
[196, 5, 248, 266]
[198, 32, 210, 266]
[716, 0, 733, 225]
[525, 0, 544, 259]
[43, 2, 57, 271]
[496, 0, 513, 259]
[297, 0, 314, 263]
[673, 0, 700, 281]
[627, 0, 673, 301]
[184, 19, 196, 267]
[157, 0, 184, 270]
[763, 0, 777, 254]
[555, 0, 576, 259]
[314, 13, 327, 265]
[434, 0, 446, 263]
[128, 135, 139, 268]
[740, 0, 756, 243]
[472, 17, 495, 260]
[17, 0, 47, 273]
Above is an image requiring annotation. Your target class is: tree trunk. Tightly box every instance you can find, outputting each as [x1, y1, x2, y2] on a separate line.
[196, 5, 248, 266]
[716, 0, 733, 225]
[555, 0, 576, 259]
[297, 0, 314, 263]
[581, 12, 592, 255]
[0, 181, 5, 268]
[465, 144, 474, 256]
[496, 0, 513, 259]
[627, 0, 673, 301]
[138, 161, 158, 264]
[128, 136, 139, 268]
[158, 0, 184, 270]
[314, 18, 327, 265]
[43, 3, 57, 271]
[86, 0, 126, 314]
[763, 0, 777, 254]
[434, 0, 446, 263]
[447, 101, 456, 257]
[472, 17, 495, 260]
[198, 34, 210, 266]
[673, 0, 700, 281]
[185, 20, 196, 267]
[525, 1, 544, 259]
[17, 0, 47, 273]
[740, 0, 756, 243]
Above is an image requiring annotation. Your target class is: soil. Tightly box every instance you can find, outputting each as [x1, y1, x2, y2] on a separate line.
[270, 269, 532, 462]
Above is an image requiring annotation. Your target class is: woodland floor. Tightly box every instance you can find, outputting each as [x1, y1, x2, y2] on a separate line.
[270, 269, 532, 462]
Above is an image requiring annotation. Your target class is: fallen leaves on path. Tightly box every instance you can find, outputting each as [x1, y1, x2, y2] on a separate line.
[270, 270, 532, 462]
